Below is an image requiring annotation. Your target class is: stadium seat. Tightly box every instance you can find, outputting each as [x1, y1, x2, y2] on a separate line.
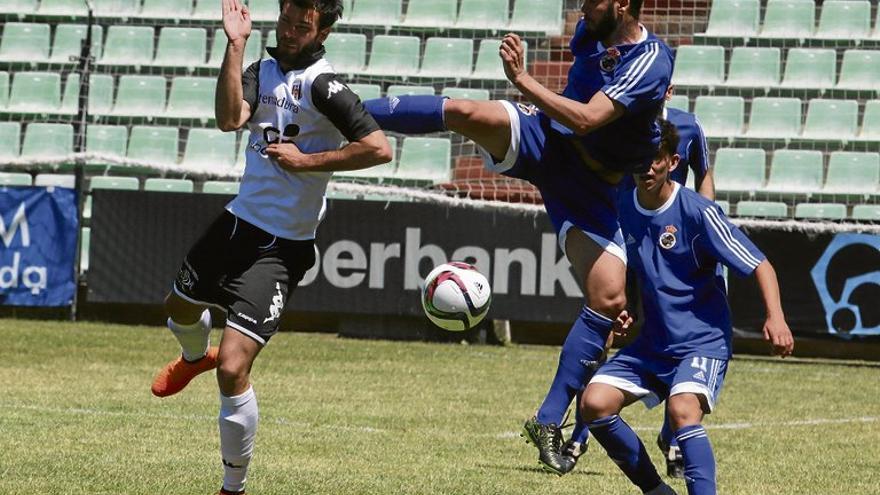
[456, 0, 510, 30]
[672, 45, 724, 87]
[110, 75, 167, 118]
[37, 0, 87, 16]
[0, 172, 31, 186]
[0, 0, 36, 15]
[61, 74, 114, 115]
[509, 0, 564, 34]
[0, 22, 50, 63]
[90, 175, 139, 190]
[181, 128, 237, 170]
[795, 203, 847, 220]
[202, 181, 240, 195]
[21, 123, 73, 158]
[666, 94, 689, 111]
[335, 136, 398, 181]
[323, 32, 366, 74]
[144, 178, 194, 193]
[7, 72, 61, 113]
[693, 96, 744, 138]
[402, 0, 458, 28]
[779, 48, 836, 89]
[347, 84, 381, 100]
[419, 37, 473, 79]
[735, 201, 788, 218]
[396, 137, 451, 183]
[86, 124, 128, 159]
[764, 149, 823, 194]
[836, 50, 880, 92]
[859, 100, 880, 141]
[165, 77, 215, 120]
[703, 0, 760, 38]
[127, 126, 179, 166]
[348, 0, 401, 25]
[387, 85, 435, 97]
[715, 200, 731, 215]
[822, 151, 879, 196]
[248, 0, 279, 21]
[814, 0, 871, 40]
[34, 173, 75, 188]
[442, 87, 490, 100]
[100, 26, 155, 66]
[154, 27, 207, 68]
[79, 227, 89, 274]
[192, 0, 220, 19]
[363, 35, 420, 78]
[0, 71, 8, 108]
[745, 97, 802, 139]
[759, 0, 815, 39]
[725, 47, 780, 88]
[801, 99, 858, 141]
[0, 122, 21, 158]
[471, 39, 527, 80]
[206, 28, 262, 68]
[94, 0, 140, 17]
[852, 204, 880, 221]
[50, 24, 103, 64]
[712, 148, 765, 192]
[138, 0, 193, 19]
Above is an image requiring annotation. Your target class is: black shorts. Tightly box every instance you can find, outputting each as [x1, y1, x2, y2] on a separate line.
[173, 211, 316, 344]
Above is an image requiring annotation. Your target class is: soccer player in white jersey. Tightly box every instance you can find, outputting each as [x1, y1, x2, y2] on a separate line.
[150, 1, 391, 493]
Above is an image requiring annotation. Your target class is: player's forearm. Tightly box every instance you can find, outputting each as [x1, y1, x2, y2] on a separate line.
[512, 73, 604, 136]
[292, 133, 392, 173]
[697, 170, 715, 201]
[215, 40, 247, 131]
[755, 261, 785, 320]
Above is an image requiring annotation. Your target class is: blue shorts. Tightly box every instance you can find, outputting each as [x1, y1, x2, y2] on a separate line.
[478, 101, 626, 264]
[589, 348, 728, 413]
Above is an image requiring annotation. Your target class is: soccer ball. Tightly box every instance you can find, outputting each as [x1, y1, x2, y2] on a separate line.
[421, 262, 492, 332]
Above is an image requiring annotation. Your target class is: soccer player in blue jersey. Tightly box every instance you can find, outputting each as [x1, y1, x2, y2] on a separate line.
[663, 86, 713, 198]
[579, 120, 795, 495]
[362, 0, 674, 473]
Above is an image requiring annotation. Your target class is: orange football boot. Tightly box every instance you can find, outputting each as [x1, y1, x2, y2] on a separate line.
[151, 346, 219, 397]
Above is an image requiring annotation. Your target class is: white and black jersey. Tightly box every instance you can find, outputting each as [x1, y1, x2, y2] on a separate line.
[226, 49, 380, 241]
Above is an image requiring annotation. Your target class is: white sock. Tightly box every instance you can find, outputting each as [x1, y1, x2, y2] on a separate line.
[168, 309, 212, 362]
[219, 386, 258, 493]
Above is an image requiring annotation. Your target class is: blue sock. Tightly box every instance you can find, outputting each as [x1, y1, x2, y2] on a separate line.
[660, 412, 677, 450]
[362, 95, 447, 134]
[675, 425, 716, 495]
[536, 306, 612, 426]
[589, 415, 662, 492]
[570, 387, 590, 445]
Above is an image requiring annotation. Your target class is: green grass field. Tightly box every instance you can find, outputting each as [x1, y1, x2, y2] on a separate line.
[1, 318, 878, 495]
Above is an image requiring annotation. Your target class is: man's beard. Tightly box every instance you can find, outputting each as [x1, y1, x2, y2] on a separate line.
[278, 37, 322, 64]
[585, 8, 618, 40]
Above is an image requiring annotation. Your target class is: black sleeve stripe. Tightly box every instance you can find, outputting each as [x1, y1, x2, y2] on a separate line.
[311, 72, 381, 142]
[242, 61, 261, 111]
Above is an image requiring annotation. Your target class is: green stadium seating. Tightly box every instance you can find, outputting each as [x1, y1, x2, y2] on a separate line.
[35, 173, 74, 188]
[419, 37, 473, 78]
[86, 124, 128, 159]
[725, 47, 780, 88]
[456, 0, 509, 30]
[110, 75, 167, 118]
[666, 94, 689, 111]
[822, 151, 879, 196]
[90, 175, 139, 190]
[387, 85, 435, 97]
[780, 48, 836, 89]
[335, 136, 398, 181]
[402, 0, 458, 28]
[0, 172, 31, 186]
[7, 72, 61, 113]
[471, 39, 527, 80]
[206, 28, 262, 68]
[349, 0, 402, 25]
[736, 201, 788, 218]
[347, 84, 381, 100]
[715, 200, 731, 215]
[836, 50, 880, 92]
[0, 71, 8, 108]
[713, 148, 765, 192]
[442, 87, 490, 100]
[94, 0, 140, 17]
[764, 149, 823, 194]
[37, 0, 87, 16]
[364, 35, 420, 77]
[815, 0, 871, 40]
[396, 137, 451, 183]
[323, 32, 366, 74]
[672, 45, 724, 87]
[21, 123, 73, 158]
[50, 24, 103, 64]
[509, 0, 564, 34]
[80, 227, 89, 274]
[759, 0, 815, 39]
[0, 122, 20, 159]
[0, 22, 50, 63]
[165, 77, 216, 120]
[249, 0, 279, 22]
[745, 97, 802, 139]
[0, 0, 36, 14]
[801, 99, 858, 140]
[852, 204, 880, 221]
[144, 178, 194, 193]
[192, 0, 220, 20]
[795, 203, 847, 220]
[693, 96, 744, 138]
[154, 27, 207, 68]
[138, 0, 193, 19]
[859, 100, 880, 141]
[62, 74, 114, 115]
[60, 73, 80, 114]
[100, 26, 154, 66]
[203, 181, 240, 195]
[703, 0, 760, 38]
[181, 128, 237, 170]
[127, 126, 179, 166]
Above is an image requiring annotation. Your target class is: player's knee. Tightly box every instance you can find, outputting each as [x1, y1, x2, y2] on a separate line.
[580, 385, 618, 421]
[667, 394, 704, 429]
[164, 292, 201, 324]
[216, 360, 249, 395]
[588, 291, 627, 320]
[444, 98, 477, 123]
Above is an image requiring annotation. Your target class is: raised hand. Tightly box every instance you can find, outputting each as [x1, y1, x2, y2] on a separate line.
[222, 0, 252, 44]
[499, 33, 527, 84]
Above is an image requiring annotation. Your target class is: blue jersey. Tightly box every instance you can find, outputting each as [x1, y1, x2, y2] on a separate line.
[619, 183, 766, 360]
[664, 107, 710, 187]
[554, 21, 674, 174]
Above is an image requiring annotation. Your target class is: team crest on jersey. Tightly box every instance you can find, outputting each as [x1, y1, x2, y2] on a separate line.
[600, 47, 621, 72]
[659, 225, 678, 249]
[291, 80, 302, 100]
[516, 103, 538, 116]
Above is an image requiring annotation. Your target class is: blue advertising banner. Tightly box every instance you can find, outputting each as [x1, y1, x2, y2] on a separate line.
[0, 186, 78, 307]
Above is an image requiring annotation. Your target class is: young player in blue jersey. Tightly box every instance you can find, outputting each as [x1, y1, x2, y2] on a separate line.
[362, 0, 673, 474]
[579, 120, 795, 495]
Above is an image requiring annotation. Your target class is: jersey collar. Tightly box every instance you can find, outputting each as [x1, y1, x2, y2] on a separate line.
[634, 181, 680, 216]
[597, 24, 649, 52]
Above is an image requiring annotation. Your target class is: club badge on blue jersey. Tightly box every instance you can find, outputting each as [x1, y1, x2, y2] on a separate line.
[600, 46, 621, 72]
[659, 225, 677, 249]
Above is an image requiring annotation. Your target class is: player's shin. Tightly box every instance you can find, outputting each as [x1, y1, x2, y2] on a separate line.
[588, 415, 663, 493]
[219, 387, 259, 494]
[675, 425, 716, 495]
[168, 309, 213, 361]
[362, 95, 448, 134]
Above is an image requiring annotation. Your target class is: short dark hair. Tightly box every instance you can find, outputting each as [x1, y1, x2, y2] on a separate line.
[628, 0, 644, 18]
[658, 118, 679, 158]
[279, 0, 343, 30]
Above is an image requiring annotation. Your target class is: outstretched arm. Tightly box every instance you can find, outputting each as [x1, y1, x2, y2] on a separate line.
[754, 261, 795, 357]
[215, 0, 253, 131]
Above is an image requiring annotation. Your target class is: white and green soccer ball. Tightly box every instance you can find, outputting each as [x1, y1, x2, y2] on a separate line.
[421, 262, 492, 332]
